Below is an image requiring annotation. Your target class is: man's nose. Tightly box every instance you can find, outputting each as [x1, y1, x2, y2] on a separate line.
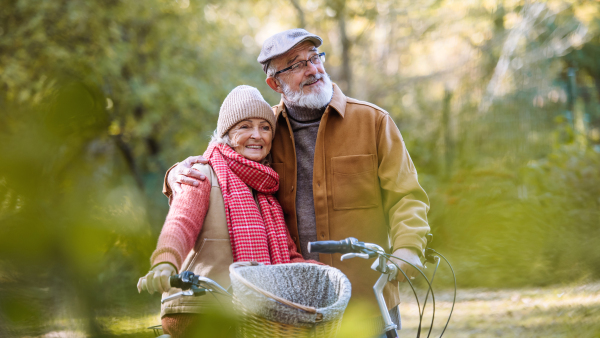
[304, 60, 318, 76]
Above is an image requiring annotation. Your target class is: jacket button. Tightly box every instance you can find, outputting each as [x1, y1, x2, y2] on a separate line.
[320, 232, 325, 238]
[317, 182, 321, 187]
[291, 186, 294, 192]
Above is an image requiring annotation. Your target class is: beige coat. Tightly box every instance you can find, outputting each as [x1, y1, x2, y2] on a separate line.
[160, 163, 233, 317]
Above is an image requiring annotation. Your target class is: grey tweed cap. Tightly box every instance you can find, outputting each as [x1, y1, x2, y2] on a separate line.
[258, 28, 323, 74]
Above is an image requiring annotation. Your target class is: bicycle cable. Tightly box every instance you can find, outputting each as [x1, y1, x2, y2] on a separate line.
[383, 257, 424, 337]
[429, 249, 456, 338]
[384, 253, 436, 338]
[197, 281, 227, 309]
[422, 256, 441, 338]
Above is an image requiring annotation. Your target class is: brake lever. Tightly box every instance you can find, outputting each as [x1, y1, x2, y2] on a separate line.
[161, 286, 207, 304]
[341, 253, 370, 261]
[161, 290, 194, 304]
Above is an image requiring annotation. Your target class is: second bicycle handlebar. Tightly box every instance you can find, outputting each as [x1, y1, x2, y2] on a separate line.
[307, 237, 366, 254]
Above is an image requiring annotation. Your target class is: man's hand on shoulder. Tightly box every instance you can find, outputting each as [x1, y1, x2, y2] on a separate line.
[390, 248, 424, 282]
[168, 155, 208, 195]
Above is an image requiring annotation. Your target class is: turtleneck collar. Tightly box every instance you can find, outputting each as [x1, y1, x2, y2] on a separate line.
[284, 103, 327, 122]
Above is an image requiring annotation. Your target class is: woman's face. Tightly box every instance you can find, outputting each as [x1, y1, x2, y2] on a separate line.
[228, 118, 273, 162]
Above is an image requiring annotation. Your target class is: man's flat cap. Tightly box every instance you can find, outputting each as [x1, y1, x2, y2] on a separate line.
[258, 28, 322, 74]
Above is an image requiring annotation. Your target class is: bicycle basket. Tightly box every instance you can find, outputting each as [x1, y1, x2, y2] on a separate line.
[230, 262, 351, 338]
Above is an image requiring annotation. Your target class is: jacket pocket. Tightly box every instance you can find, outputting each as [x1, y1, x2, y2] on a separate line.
[332, 154, 379, 210]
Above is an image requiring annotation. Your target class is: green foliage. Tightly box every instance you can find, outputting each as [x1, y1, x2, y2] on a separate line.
[0, 80, 156, 336]
[427, 144, 600, 288]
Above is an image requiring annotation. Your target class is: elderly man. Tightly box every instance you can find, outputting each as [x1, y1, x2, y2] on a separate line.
[163, 29, 430, 331]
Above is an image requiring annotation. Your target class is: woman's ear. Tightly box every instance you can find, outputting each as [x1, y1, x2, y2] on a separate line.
[266, 77, 283, 94]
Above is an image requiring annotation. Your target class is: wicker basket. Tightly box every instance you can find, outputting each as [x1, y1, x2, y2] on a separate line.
[229, 262, 351, 338]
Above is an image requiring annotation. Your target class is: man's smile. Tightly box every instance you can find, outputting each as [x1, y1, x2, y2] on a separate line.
[305, 78, 320, 86]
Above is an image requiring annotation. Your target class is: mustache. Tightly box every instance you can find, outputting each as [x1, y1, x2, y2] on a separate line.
[299, 73, 324, 89]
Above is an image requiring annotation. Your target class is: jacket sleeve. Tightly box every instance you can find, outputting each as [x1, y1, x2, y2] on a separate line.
[151, 179, 211, 272]
[162, 163, 178, 205]
[377, 114, 430, 256]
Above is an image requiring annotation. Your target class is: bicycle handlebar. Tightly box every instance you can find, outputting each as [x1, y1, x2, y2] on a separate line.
[307, 237, 364, 254]
[169, 271, 196, 290]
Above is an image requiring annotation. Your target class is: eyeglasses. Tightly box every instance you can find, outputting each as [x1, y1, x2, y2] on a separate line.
[274, 52, 326, 76]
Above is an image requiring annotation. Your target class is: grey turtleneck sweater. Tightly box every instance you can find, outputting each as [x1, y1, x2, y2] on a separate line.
[284, 103, 327, 261]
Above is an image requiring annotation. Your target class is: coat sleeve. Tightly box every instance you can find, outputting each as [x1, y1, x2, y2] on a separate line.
[377, 114, 430, 256]
[151, 179, 211, 272]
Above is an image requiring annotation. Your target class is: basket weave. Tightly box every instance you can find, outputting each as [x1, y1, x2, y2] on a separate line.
[230, 262, 351, 338]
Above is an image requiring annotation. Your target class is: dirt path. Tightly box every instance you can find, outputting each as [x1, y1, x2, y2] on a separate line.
[397, 282, 600, 337]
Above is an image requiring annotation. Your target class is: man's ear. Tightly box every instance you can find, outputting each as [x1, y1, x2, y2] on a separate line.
[266, 77, 283, 94]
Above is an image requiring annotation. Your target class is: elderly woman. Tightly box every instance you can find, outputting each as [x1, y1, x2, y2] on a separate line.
[137, 85, 315, 337]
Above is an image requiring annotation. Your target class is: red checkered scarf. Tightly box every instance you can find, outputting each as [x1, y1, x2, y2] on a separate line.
[204, 143, 290, 265]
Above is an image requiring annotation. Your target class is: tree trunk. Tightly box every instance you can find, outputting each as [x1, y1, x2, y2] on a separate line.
[113, 134, 144, 190]
[289, 0, 306, 28]
[442, 87, 454, 179]
[338, 13, 352, 96]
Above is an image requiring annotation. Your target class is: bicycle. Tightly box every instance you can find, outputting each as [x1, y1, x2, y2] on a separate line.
[148, 234, 455, 338]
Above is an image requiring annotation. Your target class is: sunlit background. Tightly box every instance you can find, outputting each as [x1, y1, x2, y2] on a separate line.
[1, 0, 599, 336]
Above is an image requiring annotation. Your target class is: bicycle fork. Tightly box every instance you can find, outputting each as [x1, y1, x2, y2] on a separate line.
[372, 259, 399, 338]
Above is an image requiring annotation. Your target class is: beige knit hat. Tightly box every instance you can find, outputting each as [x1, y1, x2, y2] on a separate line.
[217, 85, 276, 137]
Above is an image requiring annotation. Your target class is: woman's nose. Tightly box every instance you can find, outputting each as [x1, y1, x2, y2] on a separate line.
[250, 127, 261, 139]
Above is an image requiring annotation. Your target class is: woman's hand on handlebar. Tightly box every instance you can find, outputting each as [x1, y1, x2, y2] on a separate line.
[390, 248, 423, 282]
[137, 263, 177, 294]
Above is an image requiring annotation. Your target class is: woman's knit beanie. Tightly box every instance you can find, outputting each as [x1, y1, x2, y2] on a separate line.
[217, 85, 276, 137]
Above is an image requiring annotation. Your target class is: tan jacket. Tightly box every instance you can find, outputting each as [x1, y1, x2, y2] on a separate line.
[163, 84, 430, 310]
[269, 84, 430, 309]
[160, 163, 233, 317]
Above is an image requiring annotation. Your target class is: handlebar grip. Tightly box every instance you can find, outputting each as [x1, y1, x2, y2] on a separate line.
[307, 238, 359, 254]
[169, 275, 183, 288]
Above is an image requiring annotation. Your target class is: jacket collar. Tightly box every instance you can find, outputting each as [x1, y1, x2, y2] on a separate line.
[274, 82, 347, 119]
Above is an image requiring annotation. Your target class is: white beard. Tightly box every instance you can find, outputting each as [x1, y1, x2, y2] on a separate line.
[281, 72, 333, 109]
